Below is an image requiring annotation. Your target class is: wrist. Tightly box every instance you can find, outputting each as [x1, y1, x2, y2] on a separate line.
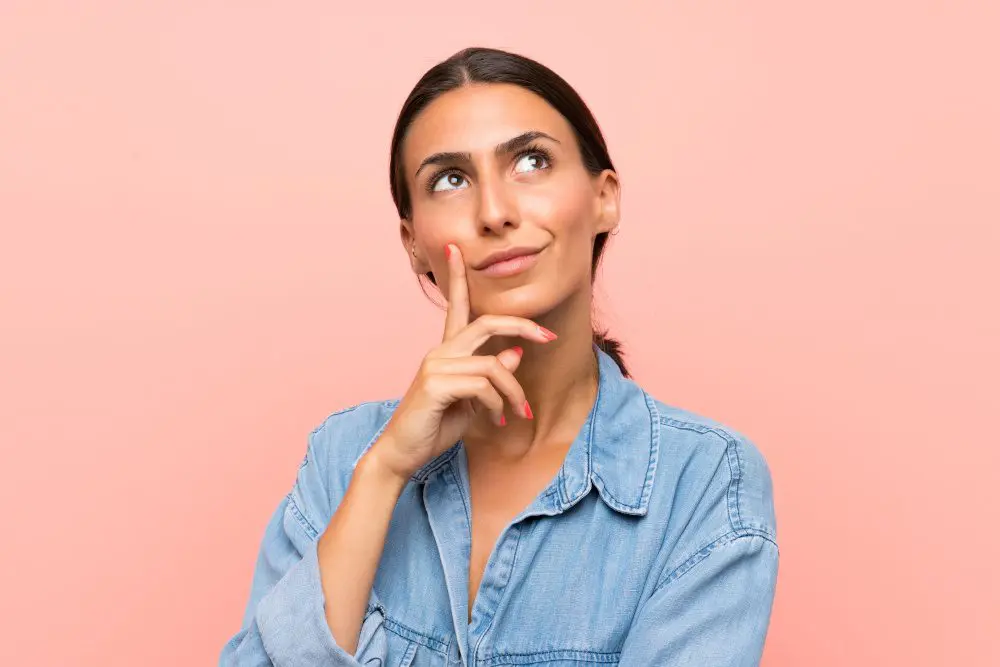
[356, 439, 411, 495]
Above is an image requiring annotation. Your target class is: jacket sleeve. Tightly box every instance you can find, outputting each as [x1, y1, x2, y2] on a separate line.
[219, 404, 392, 666]
[617, 531, 779, 667]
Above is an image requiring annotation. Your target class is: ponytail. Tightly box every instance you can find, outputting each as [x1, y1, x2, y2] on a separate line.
[593, 328, 630, 378]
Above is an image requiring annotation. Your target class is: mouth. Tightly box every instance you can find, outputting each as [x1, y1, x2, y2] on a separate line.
[474, 246, 546, 278]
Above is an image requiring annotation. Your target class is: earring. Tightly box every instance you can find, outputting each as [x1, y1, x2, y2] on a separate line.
[411, 244, 417, 257]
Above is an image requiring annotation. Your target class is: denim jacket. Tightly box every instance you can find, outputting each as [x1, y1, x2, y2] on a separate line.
[220, 346, 779, 666]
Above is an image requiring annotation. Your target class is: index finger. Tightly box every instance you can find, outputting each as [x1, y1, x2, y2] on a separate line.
[442, 243, 470, 341]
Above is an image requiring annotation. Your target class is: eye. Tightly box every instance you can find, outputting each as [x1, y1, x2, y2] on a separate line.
[431, 172, 469, 192]
[513, 151, 550, 174]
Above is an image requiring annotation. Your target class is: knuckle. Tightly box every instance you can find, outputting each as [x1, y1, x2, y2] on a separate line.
[421, 373, 443, 392]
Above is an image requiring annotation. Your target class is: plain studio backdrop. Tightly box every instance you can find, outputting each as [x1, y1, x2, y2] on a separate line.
[1, 2, 997, 665]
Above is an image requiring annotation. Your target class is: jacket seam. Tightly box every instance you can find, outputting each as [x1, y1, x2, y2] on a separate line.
[640, 391, 661, 509]
[652, 529, 778, 597]
[363, 603, 451, 654]
[285, 490, 319, 540]
[384, 618, 450, 655]
[309, 398, 399, 438]
[472, 525, 524, 662]
[658, 417, 748, 533]
[479, 649, 621, 665]
[723, 430, 744, 531]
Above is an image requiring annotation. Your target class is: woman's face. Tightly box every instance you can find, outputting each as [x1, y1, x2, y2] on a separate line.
[399, 83, 620, 321]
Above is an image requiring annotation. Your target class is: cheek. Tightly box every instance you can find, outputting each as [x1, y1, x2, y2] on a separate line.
[523, 181, 595, 239]
[412, 207, 466, 246]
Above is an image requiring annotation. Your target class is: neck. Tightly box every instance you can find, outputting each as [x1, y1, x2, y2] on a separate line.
[464, 292, 600, 462]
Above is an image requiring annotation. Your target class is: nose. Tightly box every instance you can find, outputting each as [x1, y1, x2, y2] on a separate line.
[476, 171, 520, 235]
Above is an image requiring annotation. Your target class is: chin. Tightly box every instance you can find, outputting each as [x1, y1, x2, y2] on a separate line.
[472, 283, 559, 319]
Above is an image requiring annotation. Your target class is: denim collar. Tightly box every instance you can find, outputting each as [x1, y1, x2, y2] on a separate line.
[409, 344, 660, 517]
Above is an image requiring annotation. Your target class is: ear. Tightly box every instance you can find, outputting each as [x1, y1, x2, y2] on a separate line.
[399, 218, 426, 274]
[593, 169, 621, 235]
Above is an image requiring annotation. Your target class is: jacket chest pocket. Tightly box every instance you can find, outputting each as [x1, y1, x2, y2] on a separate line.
[355, 605, 449, 667]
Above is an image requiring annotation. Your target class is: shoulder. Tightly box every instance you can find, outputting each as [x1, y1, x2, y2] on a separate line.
[283, 398, 401, 541]
[646, 394, 778, 543]
[306, 398, 402, 475]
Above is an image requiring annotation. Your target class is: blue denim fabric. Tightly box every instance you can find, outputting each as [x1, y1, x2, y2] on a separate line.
[220, 345, 779, 666]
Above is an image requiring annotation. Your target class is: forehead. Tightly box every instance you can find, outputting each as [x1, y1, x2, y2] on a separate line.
[402, 83, 576, 171]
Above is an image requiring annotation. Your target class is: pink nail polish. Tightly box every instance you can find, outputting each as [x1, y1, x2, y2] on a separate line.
[445, 244, 452, 259]
[523, 401, 534, 420]
[537, 326, 557, 340]
[512, 346, 523, 356]
[499, 414, 507, 426]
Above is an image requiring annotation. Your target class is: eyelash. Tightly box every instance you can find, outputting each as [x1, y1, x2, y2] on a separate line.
[424, 143, 555, 194]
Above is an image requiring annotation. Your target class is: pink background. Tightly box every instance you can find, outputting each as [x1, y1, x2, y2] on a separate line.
[2, 1, 997, 665]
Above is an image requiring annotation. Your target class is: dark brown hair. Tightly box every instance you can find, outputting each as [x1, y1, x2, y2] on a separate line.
[388, 47, 629, 377]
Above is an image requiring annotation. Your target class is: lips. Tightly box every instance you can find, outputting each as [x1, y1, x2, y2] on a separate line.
[473, 246, 544, 270]
[474, 246, 545, 278]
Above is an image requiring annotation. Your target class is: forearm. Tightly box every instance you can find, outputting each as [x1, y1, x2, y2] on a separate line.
[316, 437, 408, 655]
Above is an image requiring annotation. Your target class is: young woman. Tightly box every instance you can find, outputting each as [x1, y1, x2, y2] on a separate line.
[221, 47, 778, 667]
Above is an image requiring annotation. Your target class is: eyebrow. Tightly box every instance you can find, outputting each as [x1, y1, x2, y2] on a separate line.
[413, 130, 561, 179]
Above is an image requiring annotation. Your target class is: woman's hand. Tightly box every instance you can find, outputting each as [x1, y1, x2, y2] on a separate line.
[368, 243, 557, 482]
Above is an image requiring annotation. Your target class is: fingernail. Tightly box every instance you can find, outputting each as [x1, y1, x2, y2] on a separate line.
[523, 400, 534, 420]
[445, 244, 452, 259]
[499, 414, 507, 426]
[512, 346, 523, 356]
[537, 326, 558, 340]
